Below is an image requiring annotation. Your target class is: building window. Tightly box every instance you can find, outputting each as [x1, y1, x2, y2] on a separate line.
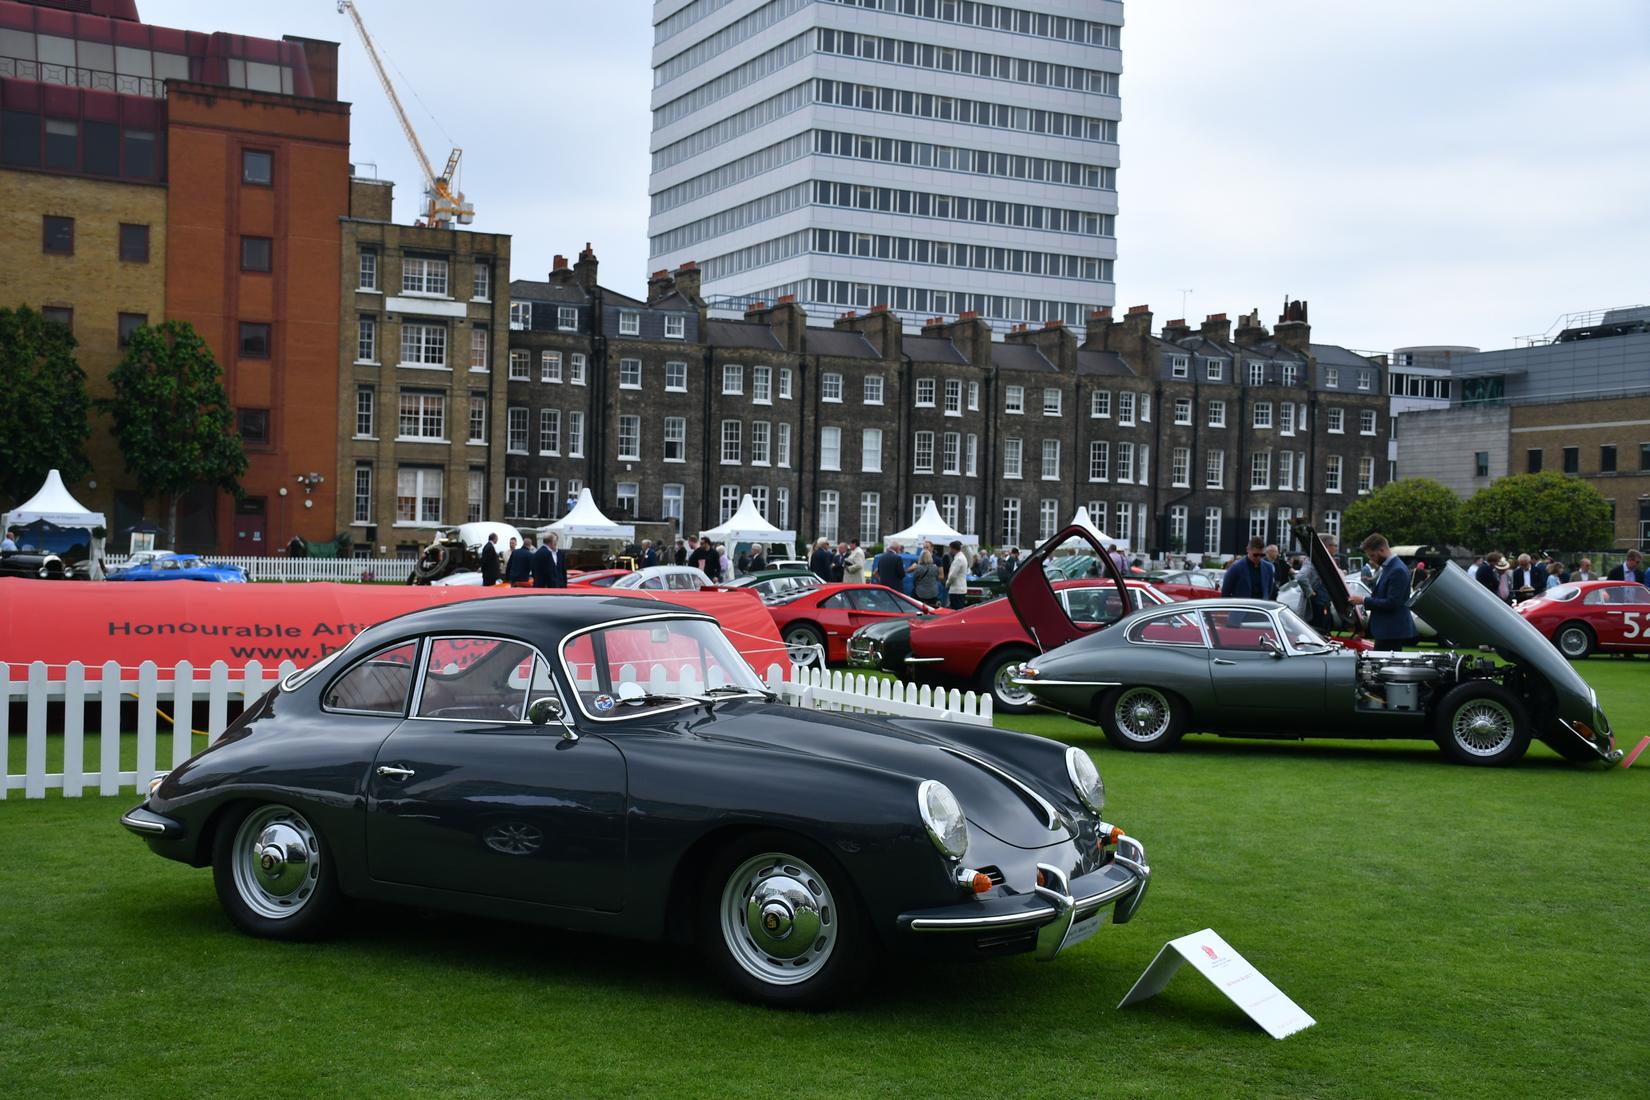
[1474, 451, 1490, 478]
[1091, 390, 1111, 418]
[509, 301, 532, 329]
[1562, 446, 1579, 474]
[469, 395, 488, 445]
[776, 486, 790, 529]
[945, 379, 963, 416]
[1039, 499, 1059, 542]
[1358, 369, 1373, 391]
[570, 354, 587, 385]
[1088, 441, 1109, 482]
[751, 486, 769, 520]
[1206, 358, 1222, 382]
[557, 306, 578, 331]
[821, 426, 842, 471]
[1171, 447, 1190, 487]
[402, 256, 450, 296]
[537, 478, 557, 520]
[1207, 399, 1226, 428]
[615, 482, 639, 517]
[863, 375, 884, 404]
[509, 350, 531, 380]
[353, 464, 373, 524]
[911, 377, 935, 407]
[1169, 505, 1188, 548]
[1253, 402, 1273, 430]
[1359, 409, 1377, 435]
[1602, 445, 1619, 474]
[1116, 442, 1135, 484]
[1325, 367, 1340, 388]
[619, 358, 642, 389]
[619, 311, 640, 336]
[723, 364, 743, 394]
[1326, 455, 1343, 494]
[505, 407, 528, 453]
[1249, 508, 1268, 543]
[241, 149, 273, 186]
[1118, 392, 1135, 426]
[662, 484, 684, 527]
[942, 431, 961, 475]
[658, 413, 683, 460]
[860, 493, 880, 544]
[119, 312, 149, 348]
[664, 314, 685, 339]
[1328, 407, 1345, 434]
[238, 408, 270, 446]
[241, 236, 272, 272]
[497, 475, 523, 518]
[779, 367, 794, 399]
[862, 428, 883, 472]
[751, 420, 771, 464]
[400, 323, 446, 366]
[748, 364, 771, 403]
[355, 387, 375, 438]
[541, 351, 562, 383]
[1527, 448, 1543, 473]
[1173, 398, 1191, 425]
[1248, 361, 1266, 387]
[237, 323, 268, 361]
[1250, 451, 1271, 490]
[470, 261, 491, 301]
[1282, 364, 1299, 386]
[777, 423, 792, 466]
[119, 223, 149, 263]
[1206, 449, 1225, 489]
[1042, 388, 1061, 417]
[1040, 439, 1060, 480]
[396, 467, 443, 525]
[966, 434, 978, 477]
[398, 391, 446, 440]
[964, 495, 976, 536]
[359, 249, 379, 290]
[619, 415, 642, 461]
[568, 411, 585, 456]
[1171, 355, 1189, 379]
[1204, 507, 1222, 554]
[469, 327, 489, 371]
[968, 381, 980, 410]
[540, 408, 561, 454]
[1003, 437, 1023, 479]
[1001, 497, 1021, 547]
[661, 360, 686, 392]
[357, 317, 378, 363]
[41, 307, 73, 332]
[822, 372, 843, 402]
[1281, 403, 1296, 435]
[1003, 385, 1022, 414]
[817, 490, 840, 542]
[914, 430, 935, 473]
[721, 419, 741, 464]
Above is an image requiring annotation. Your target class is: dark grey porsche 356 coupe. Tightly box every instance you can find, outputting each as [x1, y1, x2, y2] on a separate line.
[1009, 527, 1620, 767]
[122, 594, 1149, 1006]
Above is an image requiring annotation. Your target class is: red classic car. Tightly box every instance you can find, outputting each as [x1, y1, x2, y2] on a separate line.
[1143, 569, 1225, 601]
[567, 569, 629, 587]
[902, 579, 1173, 712]
[1514, 579, 1650, 658]
[768, 583, 948, 666]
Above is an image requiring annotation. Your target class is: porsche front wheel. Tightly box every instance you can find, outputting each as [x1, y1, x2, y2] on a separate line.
[212, 803, 339, 940]
[1099, 686, 1187, 752]
[699, 831, 870, 1009]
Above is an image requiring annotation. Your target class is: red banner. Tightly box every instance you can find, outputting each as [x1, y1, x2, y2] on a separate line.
[0, 579, 787, 679]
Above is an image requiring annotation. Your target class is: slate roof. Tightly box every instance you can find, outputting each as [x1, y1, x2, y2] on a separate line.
[509, 278, 586, 304]
[1077, 348, 1135, 377]
[705, 319, 784, 351]
[1310, 343, 1379, 368]
[901, 334, 968, 364]
[804, 328, 880, 359]
[993, 343, 1057, 373]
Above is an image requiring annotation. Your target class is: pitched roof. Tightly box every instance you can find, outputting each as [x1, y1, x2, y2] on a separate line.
[1077, 348, 1135, 377]
[804, 328, 881, 359]
[993, 343, 1057, 373]
[705, 319, 784, 351]
[509, 278, 586, 304]
[1310, 343, 1379, 368]
[901, 334, 967, 364]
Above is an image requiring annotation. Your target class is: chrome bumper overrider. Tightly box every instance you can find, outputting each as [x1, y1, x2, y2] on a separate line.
[900, 832, 1150, 960]
[120, 803, 184, 838]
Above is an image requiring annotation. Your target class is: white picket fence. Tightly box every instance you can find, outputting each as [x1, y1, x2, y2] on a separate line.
[2, 660, 988, 800]
[104, 556, 409, 583]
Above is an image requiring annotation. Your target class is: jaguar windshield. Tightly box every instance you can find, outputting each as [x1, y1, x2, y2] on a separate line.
[559, 616, 767, 719]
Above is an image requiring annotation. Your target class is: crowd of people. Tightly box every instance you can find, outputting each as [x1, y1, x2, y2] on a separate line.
[474, 531, 569, 588]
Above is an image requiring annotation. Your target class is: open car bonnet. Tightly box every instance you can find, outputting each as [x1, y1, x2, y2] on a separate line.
[1290, 518, 1362, 632]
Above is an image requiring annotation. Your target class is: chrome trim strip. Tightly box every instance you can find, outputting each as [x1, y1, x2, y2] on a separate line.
[1010, 678, 1120, 688]
[906, 876, 1140, 932]
[939, 746, 1061, 830]
[120, 811, 167, 835]
[903, 656, 946, 664]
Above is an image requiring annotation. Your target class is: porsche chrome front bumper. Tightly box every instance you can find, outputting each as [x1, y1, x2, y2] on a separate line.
[897, 834, 1149, 960]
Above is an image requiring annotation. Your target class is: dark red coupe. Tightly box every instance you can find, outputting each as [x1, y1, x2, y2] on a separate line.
[767, 583, 948, 666]
[1514, 579, 1650, 658]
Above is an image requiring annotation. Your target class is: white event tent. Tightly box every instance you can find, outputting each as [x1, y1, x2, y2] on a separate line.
[1069, 505, 1129, 553]
[882, 499, 977, 547]
[699, 494, 796, 557]
[538, 488, 635, 544]
[5, 468, 106, 530]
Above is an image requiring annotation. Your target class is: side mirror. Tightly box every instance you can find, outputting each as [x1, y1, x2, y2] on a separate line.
[1260, 634, 1285, 659]
[527, 696, 577, 741]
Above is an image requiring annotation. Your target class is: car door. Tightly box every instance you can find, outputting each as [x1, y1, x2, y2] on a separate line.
[1006, 527, 1131, 651]
[1592, 585, 1650, 650]
[367, 636, 628, 912]
[1200, 607, 1329, 716]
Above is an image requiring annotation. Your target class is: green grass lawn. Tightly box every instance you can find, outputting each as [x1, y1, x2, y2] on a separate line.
[1, 661, 1646, 1098]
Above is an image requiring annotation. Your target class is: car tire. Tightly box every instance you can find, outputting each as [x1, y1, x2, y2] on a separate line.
[977, 646, 1038, 713]
[698, 831, 871, 1009]
[1433, 682, 1532, 766]
[1099, 686, 1187, 752]
[1553, 622, 1595, 660]
[212, 803, 340, 940]
[783, 623, 827, 667]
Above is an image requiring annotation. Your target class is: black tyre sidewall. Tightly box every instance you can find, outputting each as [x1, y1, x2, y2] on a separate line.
[1433, 682, 1532, 766]
[1554, 622, 1594, 660]
[1099, 686, 1186, 752]
[977, 647, 1036, 713]
[211, 803, 340, 941]
[697, 830, 871, 1010]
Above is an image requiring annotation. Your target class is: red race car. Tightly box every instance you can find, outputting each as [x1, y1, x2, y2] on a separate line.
[767, 583, 947, 666]
[903, 579, 1173, 712]
[1515, 579, 1650, 658]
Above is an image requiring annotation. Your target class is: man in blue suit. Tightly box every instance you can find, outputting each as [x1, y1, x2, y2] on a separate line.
[1349, 533, 1414, 650]
[533, 533, 568, 588]
[1221, 537, 1276, 600]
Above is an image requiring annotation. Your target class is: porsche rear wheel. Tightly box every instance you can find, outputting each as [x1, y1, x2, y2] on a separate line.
[1433, 682, 1531, 766]
[1099, 686, 1187, 752]
[699, 831, 870, 1009]
[212, 803, 339, 940]
[784, 624, 827, 667]
[1554, 622, 1594, 660]
[978, 646, 1037, 713]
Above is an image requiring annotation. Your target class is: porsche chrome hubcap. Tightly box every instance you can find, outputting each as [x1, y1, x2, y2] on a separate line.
[232, 806, 320, 919]
[721, 853, 836, 985]
[994, 661, 1032, 706]
[1452, 700, 1515, 756]
[1115, 688, 1171, 742]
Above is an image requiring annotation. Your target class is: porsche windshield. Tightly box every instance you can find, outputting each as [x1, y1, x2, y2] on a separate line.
[560, 617, 766, 718]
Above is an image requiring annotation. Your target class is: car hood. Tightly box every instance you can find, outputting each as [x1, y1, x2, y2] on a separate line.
[851, 616, 911, 642]
[687, 704, 1076, 849]
[1410, 563, 1605, 736]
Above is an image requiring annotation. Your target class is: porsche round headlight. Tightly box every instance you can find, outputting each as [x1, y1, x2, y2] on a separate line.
[917, 779, 970, 858]
[1065, 746, 1104, 815]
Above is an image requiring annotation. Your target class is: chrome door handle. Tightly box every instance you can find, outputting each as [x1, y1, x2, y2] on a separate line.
[1212, 658, 1237, 666]
[376, 765, 415, 779]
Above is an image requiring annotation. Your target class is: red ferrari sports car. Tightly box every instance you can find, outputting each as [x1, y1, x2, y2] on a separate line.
[1143, 569, 1225, 601]
[567, 569, 629, 587]
[903, 579, 1172, 712]
[1515, 579, 1650, 658]
[766, 583, 947, 665]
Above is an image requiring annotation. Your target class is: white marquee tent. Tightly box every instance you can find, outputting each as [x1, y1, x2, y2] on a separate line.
[700, 494, 796, 554]
[5, 468, 106, 530]
[538, 488, 635, 543]
[882, 499, 977, 547]
[1069, 505, 1129, 553]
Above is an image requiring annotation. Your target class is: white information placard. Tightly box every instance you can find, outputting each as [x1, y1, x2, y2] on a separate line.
[1117, 928, 1315, 1040]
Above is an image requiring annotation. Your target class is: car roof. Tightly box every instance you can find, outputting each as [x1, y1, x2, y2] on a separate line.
[348, 593, 700, 652]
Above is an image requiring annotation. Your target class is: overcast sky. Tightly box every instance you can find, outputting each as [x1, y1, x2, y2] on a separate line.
[146, 0, 1650, 351]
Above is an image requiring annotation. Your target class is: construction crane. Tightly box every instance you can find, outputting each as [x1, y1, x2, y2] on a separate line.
[337, 1, 474, 228]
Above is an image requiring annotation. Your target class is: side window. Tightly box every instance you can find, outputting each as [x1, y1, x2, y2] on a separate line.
[1128, 613, 1207, 647]
[416, 637, 539, 722]
[1060, 588, 1127, 625]
[1583, 589, 1607, 605]
[852, 588, 904, 613]
[667, 572, 702, 591]
[1199, 609, 1282, 651]
[820, 592, 852, 610]
[325, 641, 418, 715]
[639, 576, 665, 590]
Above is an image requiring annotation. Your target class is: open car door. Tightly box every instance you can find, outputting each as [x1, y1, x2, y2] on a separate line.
[1289, 518, 1364, 635]
[1005, 526, 1132, 651]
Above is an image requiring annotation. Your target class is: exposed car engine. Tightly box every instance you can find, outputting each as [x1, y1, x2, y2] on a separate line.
[1354, 651, 1496, 713]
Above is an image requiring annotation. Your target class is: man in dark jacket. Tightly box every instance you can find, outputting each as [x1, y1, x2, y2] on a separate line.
[1507, 554, 1546, 603]
[1607, 550, 1647, 585]
[1349, 533, 1414, 650]
[533, 534, 567, 588]
[1221, 537, 1276, 600]
[479, 533, 501, 587]
[875, 541, 906, 590]
[506, 536, 534, 585]
[1476, 551, 1504, 595]
[688, 536, 720, 582]
[809, 538, 835, 581]
[1265, 544, 1292, 586]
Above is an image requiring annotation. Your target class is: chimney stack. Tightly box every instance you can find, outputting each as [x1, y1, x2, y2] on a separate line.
[1199, 312, 1230, 345]
[672, 261, 702, 302]
[1084, 307, 1112, 349]
[573, 243, 599, 291]
[1274, 298, 1311, 352]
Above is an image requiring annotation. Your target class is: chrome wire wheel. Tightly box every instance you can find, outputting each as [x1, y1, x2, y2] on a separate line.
[231, 805, 322, 920]
[1113, 687, 1172, 743]
[1451, 699, 1516, 757]
[719, 852, 838, 986]
[1556, 625, 1592, 659]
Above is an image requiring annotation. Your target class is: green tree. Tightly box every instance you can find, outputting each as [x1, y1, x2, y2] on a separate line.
[1458, 472, 1613, 554]
[0, 306, 91, 505]
[1339, 477, 1461, 547]
[99, 321, 247, 545]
